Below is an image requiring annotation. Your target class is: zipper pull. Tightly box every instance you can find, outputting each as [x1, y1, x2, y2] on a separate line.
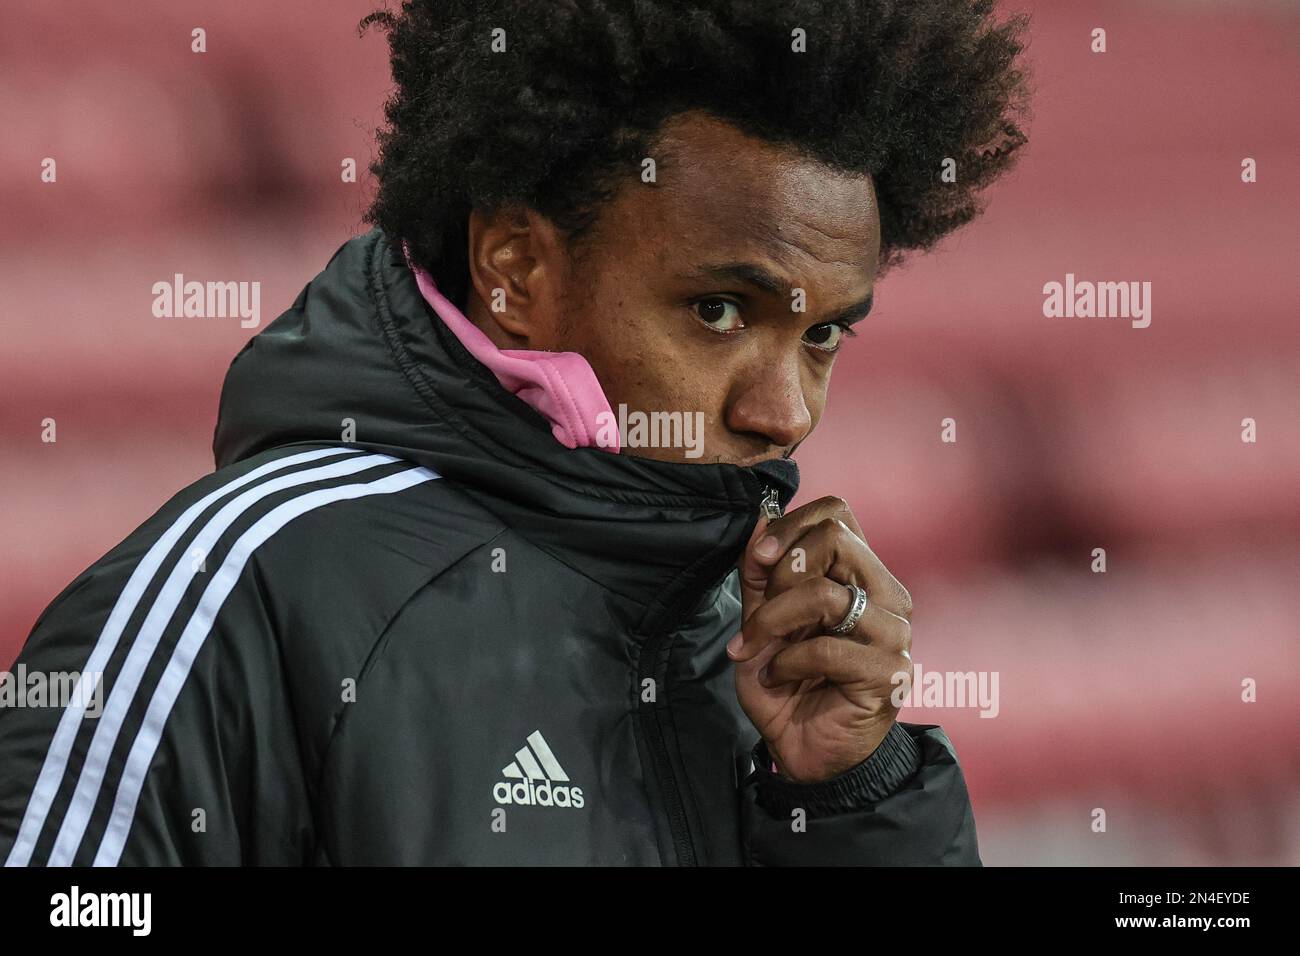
[759, 484, 783, 521]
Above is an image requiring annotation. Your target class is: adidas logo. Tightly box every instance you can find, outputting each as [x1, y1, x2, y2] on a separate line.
[492, 730, 586, 809]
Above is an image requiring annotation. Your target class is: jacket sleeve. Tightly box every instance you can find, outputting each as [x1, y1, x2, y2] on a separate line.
[0, 473, 316, 867]
[739, 721, 982, 866]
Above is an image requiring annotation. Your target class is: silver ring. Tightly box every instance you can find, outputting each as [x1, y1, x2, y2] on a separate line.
[831, 583, 869, 635]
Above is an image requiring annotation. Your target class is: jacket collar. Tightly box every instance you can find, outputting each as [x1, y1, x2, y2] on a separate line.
[215, 229, 799, 631]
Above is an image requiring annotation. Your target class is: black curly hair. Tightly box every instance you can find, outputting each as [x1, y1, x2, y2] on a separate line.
[360, 0, 1031, 310]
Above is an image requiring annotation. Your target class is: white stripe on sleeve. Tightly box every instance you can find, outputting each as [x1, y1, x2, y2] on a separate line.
[94, 465, 439, 866]
[4, 446, 361, 868]
[44, 452, 400, 866]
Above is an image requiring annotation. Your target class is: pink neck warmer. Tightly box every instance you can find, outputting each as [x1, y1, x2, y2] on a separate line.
[407, 261, 618, 453]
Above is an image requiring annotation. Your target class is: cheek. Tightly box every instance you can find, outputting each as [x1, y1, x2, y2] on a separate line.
[564, 312, 665, 406]
[640, 330, 739, 414]
[565, 301, 670, 386]
[799, 367, 832, 425]
[804, 366, 832, 409]
[562, 295, 783, 420]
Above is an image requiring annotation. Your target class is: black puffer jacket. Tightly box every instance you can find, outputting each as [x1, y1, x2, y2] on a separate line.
[0, 229, 980, 865]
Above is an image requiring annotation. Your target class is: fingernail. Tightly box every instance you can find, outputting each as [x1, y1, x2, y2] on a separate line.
[726, 633, 743, 657]
[755, 536, 779, 559]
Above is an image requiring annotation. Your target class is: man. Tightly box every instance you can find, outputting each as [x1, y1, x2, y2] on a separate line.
[0, 0, 1028, 865]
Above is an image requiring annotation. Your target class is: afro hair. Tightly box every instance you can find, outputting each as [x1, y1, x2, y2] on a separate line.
[361, 0, 1031, 308]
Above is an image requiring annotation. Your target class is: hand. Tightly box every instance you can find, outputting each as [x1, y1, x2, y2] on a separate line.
[726, 496, 914, 783]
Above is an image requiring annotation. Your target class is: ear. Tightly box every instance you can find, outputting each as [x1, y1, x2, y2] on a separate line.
[465, 205, 568, 349]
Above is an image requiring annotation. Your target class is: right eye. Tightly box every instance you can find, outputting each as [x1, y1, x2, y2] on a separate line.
[692, 297, 745, 333]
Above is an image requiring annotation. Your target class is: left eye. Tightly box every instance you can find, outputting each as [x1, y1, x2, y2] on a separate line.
[803, 322, 851, 352]
[693, 298, 744, 332]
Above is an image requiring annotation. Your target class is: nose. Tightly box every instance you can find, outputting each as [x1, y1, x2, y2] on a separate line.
[724, 354, 814, 450]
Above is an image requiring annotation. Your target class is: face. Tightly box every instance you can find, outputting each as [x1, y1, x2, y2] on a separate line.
[464, 109, 881, 465]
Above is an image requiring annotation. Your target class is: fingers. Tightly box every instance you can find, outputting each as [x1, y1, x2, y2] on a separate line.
[737, 511, 773, 622]
[763, 515, 913, 622]
[747, 497, 866, 579]
[739, 496, 865, 622]
[727, 576, 911, 663]
[737, 495, 915, 668]
[763, 637, 912, 698]
[764, 635, 870, 687]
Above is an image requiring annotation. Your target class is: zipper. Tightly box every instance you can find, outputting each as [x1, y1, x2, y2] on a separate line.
[637, 481, 784, 866]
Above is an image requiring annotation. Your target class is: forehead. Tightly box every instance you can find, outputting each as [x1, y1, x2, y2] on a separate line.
[592, 110, 881, 283]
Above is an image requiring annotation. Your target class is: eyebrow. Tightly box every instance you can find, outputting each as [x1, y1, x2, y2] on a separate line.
[682, 261, 875, 325]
